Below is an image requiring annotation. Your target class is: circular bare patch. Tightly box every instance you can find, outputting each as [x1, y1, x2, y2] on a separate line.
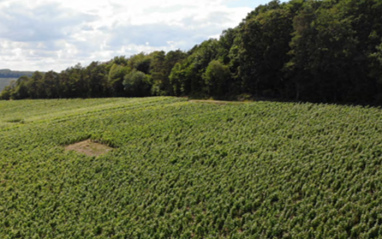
[65, 139, 113, 157]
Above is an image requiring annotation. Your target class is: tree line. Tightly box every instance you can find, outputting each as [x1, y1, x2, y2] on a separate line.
[2, 0, 382, 105]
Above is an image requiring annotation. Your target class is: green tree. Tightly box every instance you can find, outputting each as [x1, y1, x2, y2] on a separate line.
[13, 76, 31, 99]
[150, 51, 167, 96]
[203, 60, 231, 98]
[369, 42, 382, 102]
[123, 70, 151, 97]
[286, 0, 368, 102]
[0, 80, 16, 99]
[128, 53, 151, 74]
[28, 71, 45, 98]
[43, 71, 60, 98]
[169, 62, 186, 96]
[84, 62, 109, 97]
[239, 0, 295, 98]
[108, 64, 130, 96]
[169, 39, 221, 97]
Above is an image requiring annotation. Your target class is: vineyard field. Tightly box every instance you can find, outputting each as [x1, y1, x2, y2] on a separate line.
[1, 97, 382, 238]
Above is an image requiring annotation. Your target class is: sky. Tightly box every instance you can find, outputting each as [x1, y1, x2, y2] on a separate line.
[0, 0, 286, 72]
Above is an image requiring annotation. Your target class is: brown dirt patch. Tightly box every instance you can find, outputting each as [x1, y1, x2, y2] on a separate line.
[65, 139, 113, 157]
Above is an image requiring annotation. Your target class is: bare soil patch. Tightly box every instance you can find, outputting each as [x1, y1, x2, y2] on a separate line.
[65, 139, 113, 157]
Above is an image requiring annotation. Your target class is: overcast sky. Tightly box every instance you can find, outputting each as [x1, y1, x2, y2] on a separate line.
[0, 0, 286, 72]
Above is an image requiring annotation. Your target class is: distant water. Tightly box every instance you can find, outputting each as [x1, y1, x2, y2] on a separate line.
[0, 78, 17, 92]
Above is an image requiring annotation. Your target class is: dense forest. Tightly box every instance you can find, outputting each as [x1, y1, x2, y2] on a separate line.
[1, 0, 382, 105]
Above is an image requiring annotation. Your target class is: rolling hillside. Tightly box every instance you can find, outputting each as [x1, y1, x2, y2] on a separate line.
[0, 78, 17, 91]
[0, 69, 34, 91]
[0, 69, 33, 78]
[1, 97, 382, 238]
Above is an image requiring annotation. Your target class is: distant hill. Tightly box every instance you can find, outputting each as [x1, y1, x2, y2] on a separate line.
[0, 78, 17, 91]
[0, 69, 34, 78]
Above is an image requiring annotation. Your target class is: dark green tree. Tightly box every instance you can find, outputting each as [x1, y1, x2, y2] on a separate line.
[108, 64, 130, 96]
[43, 71, 60, 98]
[28, 71, 45, 98]
[14, 76, 31, 99]
[239, 0, 295, 98]
[150, 51, 167, 96]
[169, 62, 186, 96]
[203, 60, 231, 98]
[84, 62, 109, 97]
[123, 70, 151, 97]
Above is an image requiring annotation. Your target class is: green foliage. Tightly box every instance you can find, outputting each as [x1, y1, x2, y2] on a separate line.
[150, 51, 167, 96]
[123, 70, 151, 97]
[2, 0, 382, 105]
[168, 39, 222, 97]
[169, 62, 185, 96]
[128, 53, 151, 74]
[108, 64, 131, 96]
[83, 62, 109, 98]
[203, 60, 231, 97]
[239, 0, 295, 97]
[0, 78, 17, 92]
[1, 97, 382, 237]
[0, 80, 16, 100]
[150, 50, 187, 96]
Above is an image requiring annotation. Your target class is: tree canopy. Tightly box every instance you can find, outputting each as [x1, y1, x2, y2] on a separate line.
[2, 0, 382, 105]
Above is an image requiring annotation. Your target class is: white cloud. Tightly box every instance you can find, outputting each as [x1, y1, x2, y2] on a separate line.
[0, 0, 284, 72]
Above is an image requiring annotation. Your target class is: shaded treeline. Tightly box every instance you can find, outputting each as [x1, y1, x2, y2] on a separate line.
[2, 0, 382, 105]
